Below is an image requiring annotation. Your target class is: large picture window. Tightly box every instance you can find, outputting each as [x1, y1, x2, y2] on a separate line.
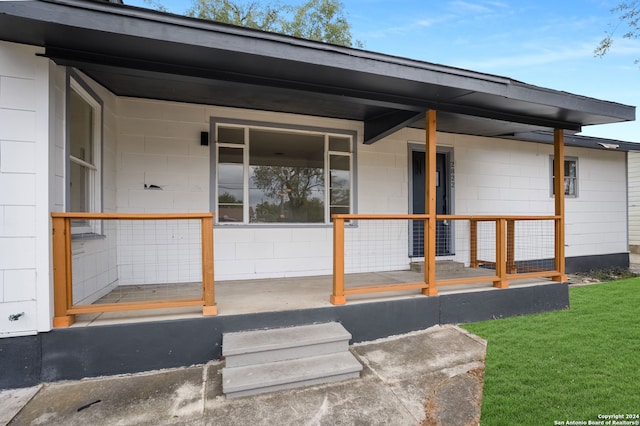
[68, 77, 102, 232]
[215, 123, 353, 224]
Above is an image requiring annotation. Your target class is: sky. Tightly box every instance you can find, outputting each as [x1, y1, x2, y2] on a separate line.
[124, 0, 640, 143]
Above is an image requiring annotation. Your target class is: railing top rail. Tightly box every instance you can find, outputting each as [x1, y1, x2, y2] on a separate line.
[51, 212, 215, 220]
[444, 215, 560, 221]
[332, 214, 560, 220]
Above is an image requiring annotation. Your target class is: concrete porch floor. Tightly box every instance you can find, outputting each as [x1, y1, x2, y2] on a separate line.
[72, 267, 554, 327]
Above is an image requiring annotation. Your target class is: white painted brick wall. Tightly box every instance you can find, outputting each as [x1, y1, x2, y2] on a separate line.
[115, 99, 629, 281]
[117, 99, 364, 281]
[403, 129, 628, 259]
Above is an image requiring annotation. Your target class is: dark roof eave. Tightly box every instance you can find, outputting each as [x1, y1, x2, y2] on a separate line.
[0, 0, 635, 132]
[509, 131, 640, 152]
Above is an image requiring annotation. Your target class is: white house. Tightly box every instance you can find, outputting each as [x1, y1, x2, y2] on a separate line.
[628, 152, 640, 253]
[0, 0, 636, 388]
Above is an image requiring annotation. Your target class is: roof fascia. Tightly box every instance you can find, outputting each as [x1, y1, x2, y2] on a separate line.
[4, 0, 634, 126]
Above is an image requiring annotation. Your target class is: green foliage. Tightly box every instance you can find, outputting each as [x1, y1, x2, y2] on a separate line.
[187, 0, 280, 32]
[595, 1, 640, 59]
[186, 0, 362, 47]
[463, 279, 640, 424]
[281, 0, 360, 47]
[251, 166, 325, 222]
[143, 0, 169, 12]
[218, 192, 241, 203]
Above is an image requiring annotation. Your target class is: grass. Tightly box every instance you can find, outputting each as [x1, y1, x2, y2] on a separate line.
[463, 278, 640, 425]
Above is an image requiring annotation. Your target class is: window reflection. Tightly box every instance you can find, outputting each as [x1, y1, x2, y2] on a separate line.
[218, 147, 244, 222]
[215, 124, 352, 224]
[249, 129, 325, 223]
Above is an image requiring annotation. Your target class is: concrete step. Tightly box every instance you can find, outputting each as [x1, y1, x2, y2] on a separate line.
[223, 322, 352, 368]
[222, 351, 363, 399]
[411, 260, 465, 273]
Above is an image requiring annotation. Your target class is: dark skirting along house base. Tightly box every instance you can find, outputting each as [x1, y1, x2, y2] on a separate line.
[0, 282, 569, 390]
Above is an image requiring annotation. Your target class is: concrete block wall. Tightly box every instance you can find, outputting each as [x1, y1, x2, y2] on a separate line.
[116, 219, 202, 285]
[564, 147, 627, 257]
[115, 98, 369, 281]
[116, 98, 210, 213]
[402, 128, 629, 260]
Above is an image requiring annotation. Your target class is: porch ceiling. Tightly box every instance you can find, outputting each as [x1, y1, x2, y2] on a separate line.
[0, 0, 635, 144]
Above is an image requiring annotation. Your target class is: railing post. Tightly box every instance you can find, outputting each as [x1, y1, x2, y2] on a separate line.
[330, 217, 346, 305]
[553, 217, 567, 280]
[469, 219, 478, 268]
[52, 216, 75, 327]
[201, 214, 217, 316]
[506, 219, 517, 274]
[423, 216, 438, 296]
[493, 218, 509, 288]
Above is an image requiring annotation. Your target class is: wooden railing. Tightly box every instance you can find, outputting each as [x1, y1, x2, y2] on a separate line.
[51, 212, 216, 328]
[330, 214, 563, 305]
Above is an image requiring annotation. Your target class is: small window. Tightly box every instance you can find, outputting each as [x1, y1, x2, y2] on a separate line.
[550, 156, 578, 197]
[68, 78, 102, 232]
[214, 123, 353, 224]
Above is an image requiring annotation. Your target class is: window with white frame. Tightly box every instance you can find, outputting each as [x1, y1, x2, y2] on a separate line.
[214, 123, 353, 224]
[68, 78, 102, 231]
[550, 156, 578, 197]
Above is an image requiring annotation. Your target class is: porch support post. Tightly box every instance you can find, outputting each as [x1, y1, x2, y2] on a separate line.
[52, 215, 75, 327]
[423, 110, 438, 296]
[202, 214, 217, 316]
[331, 216, 346, 304]
[553, 129, 568, 282]
[493, 218, 508, 288]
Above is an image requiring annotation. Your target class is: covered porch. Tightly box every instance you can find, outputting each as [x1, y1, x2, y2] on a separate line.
[69, 271, 556, 327]
[51, 207, 567, 327]
[3, 0, 630, 327]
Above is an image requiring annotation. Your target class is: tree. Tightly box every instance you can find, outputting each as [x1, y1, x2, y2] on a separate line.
[187, 0, 281, 32]
[280, 0, 357, 47]
[186, 0, 362, 47]
[251, 165, 324, 222]
[595, 1, 640, 59]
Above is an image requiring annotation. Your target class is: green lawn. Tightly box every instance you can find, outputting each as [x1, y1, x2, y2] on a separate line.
[463, 278, 640, 426]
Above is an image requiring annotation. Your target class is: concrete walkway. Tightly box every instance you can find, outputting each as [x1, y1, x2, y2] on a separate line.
[1, 325, 486, 426]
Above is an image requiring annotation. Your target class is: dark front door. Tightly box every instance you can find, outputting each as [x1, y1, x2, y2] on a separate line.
[411, 150, 451, 257]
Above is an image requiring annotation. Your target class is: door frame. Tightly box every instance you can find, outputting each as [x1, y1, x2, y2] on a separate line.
[407, 143, 455, 258]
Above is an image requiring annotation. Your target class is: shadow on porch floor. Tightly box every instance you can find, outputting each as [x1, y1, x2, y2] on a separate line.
[72, 268, 553, 327]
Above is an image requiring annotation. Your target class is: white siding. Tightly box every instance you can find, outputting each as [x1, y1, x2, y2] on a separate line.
[628, 151, 640, 250]
[0, 41, 50, 336]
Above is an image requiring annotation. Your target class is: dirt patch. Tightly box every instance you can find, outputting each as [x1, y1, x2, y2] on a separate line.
[568, 267, 639, 287]
[421, 366, 484, 426]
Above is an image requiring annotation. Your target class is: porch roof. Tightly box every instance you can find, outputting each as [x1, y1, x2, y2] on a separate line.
[0, 0, 635, 144]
